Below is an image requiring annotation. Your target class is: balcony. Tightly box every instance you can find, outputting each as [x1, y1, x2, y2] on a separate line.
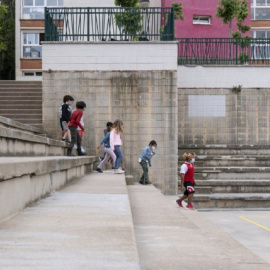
[44, 7, 175, 42]
[177, 38, 270, 66]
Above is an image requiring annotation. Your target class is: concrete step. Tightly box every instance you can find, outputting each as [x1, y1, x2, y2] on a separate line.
[1, 114, 42, 119]
[0, 81, 42, 85]
[1, 96, 42, 100]
[0, 115, 43, 134]
[0, 92, 42, 97]
[128, 185, 269, 269]
[0, 109, 42, 113]
[179, 145, 270, 156]
[0, 101, 42, 105]
[0, 87, 42, 91]
[194, 167, 270, 180]
[192, 156, 270, 167]
[193, 193, 270, 208]
[0, 104, 42, 109]
[195, 180, 270, 193]
[0, 170, 140, 269]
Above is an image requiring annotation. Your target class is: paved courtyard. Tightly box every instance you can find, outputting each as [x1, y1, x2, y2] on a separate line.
[200, 210, 270, 265]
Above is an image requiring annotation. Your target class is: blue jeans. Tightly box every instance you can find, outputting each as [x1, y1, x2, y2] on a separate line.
[114, 145, 123, 169]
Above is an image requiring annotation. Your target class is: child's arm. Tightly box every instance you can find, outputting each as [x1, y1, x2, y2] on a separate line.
[98, 132, 110, 148]
[62, 104, 69, 122]
[180, 173, 185, 189]
[75, 112, 84, 131]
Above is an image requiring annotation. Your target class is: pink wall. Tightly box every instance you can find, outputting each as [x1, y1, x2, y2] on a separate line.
[162, 0, 251, 38]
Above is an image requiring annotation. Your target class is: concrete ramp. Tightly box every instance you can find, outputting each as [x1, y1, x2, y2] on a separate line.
[128, 184, 270, 270]
[0, 172, 140, 270]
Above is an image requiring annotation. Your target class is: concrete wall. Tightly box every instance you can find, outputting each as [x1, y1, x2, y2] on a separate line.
[178, 66, 270, 88]
[42, 42, 177, 71]
[178, 66, 270, 145]
[0, 156, 95, 222]
[42, 42, 178, 195]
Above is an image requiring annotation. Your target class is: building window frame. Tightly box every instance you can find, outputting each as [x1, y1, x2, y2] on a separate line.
[193, 15, 211, 25]
[22, 0, 63, 19]
[251, 0, 270, 20]
[22, 31, 44, 59]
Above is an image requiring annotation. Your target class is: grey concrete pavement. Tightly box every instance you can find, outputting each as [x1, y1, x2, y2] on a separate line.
[128, 185, 270, 270]
[0, 171, 140, 270]
[200, 210, 270, 265]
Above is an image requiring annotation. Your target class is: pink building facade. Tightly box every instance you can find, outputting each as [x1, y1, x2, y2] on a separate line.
[161, 0, 251, 38]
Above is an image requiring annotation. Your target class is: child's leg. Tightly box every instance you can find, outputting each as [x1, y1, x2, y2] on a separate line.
[67, 127, 76, 155]
[114, 146, 123, 169]
[187, 193, 194, 206]
[139, 160, 148, 184]
[97, 152, 110, 169]
[76, 130, 83, 155]
[63, 129, 67, 139]
[107, 148, 116, 168]
[179, 194, 188, 201]
[67, 129, 71, 142]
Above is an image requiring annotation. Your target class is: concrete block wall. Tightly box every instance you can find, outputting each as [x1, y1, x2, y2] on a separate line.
[43, 70, 178, 195]
[178, 88, 270, 145]
[178, 66, 270, 145]
[42, 41, 178, 195]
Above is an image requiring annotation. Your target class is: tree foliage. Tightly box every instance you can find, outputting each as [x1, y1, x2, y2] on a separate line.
[0, 5, 8, 52]
[172, 2, 184, 20]
[114, 0, 139, 7]
[114, 0, 141, 40]
[216, 0, 250, 38]
[0, 0, 15, 80]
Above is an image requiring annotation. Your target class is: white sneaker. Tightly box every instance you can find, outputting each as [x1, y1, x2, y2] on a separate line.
[73, 144, 77, 150]
[115, 169, 125, 174]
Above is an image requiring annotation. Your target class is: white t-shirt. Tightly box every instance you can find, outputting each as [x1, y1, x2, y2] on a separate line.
[180, 163, 189, 174]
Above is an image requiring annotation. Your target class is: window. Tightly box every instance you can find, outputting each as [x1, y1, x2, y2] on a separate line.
[193, 16, 211, 25]
[251, 30, 270, 59]
[22, 0, 63, 19]
[251, 0, 270, 20]
[23, 72, 43, 77]
[22, 33, 44, 58]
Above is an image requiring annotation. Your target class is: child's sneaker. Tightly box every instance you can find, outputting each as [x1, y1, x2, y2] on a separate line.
[115, 169, 125, 174]
[186, 204, 195, 210]
[96, 168, 103, 173]
[176, 199, 183, 207]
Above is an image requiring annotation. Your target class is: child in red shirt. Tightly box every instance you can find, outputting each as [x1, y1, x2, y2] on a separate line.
[176, 152, 197, 210]
[67, 101, 86, 157]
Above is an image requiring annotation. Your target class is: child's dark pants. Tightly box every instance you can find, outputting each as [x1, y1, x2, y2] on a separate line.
[140, 160, 149, 184]
[67, 126, 82, 155]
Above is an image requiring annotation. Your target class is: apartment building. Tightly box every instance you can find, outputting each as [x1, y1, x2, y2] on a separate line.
[15, 0, 161, 80]
[162, 0, 252, 38]
[251, 0, 270, 38]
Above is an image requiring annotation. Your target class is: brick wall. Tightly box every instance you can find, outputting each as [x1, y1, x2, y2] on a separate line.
[43, 70, 178, 195]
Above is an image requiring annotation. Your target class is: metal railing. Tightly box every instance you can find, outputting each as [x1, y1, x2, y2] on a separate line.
[177, 38, 270, 65]
[45, 7, 174, 42]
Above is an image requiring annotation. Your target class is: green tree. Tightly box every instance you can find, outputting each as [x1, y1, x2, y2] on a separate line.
[0, 0, 15, 80]
[115, 0, 138, 7]
[172, 2, 184, 20]
[216, 0, 250, 38]
[114, 0, 142, 40]
[0, 5, 8, 51]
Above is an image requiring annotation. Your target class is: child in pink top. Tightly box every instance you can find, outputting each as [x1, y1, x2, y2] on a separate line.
[110, 119, 124, 174]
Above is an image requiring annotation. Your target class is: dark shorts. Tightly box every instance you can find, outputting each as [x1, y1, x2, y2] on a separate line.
[184, 182, 195, 196]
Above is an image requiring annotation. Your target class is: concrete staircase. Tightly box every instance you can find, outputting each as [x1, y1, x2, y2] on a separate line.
[0, 115, 98, 222]
[179, 145, 270, 208]
[0, 81, 42, 129]
[0, 174, 269, 269]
